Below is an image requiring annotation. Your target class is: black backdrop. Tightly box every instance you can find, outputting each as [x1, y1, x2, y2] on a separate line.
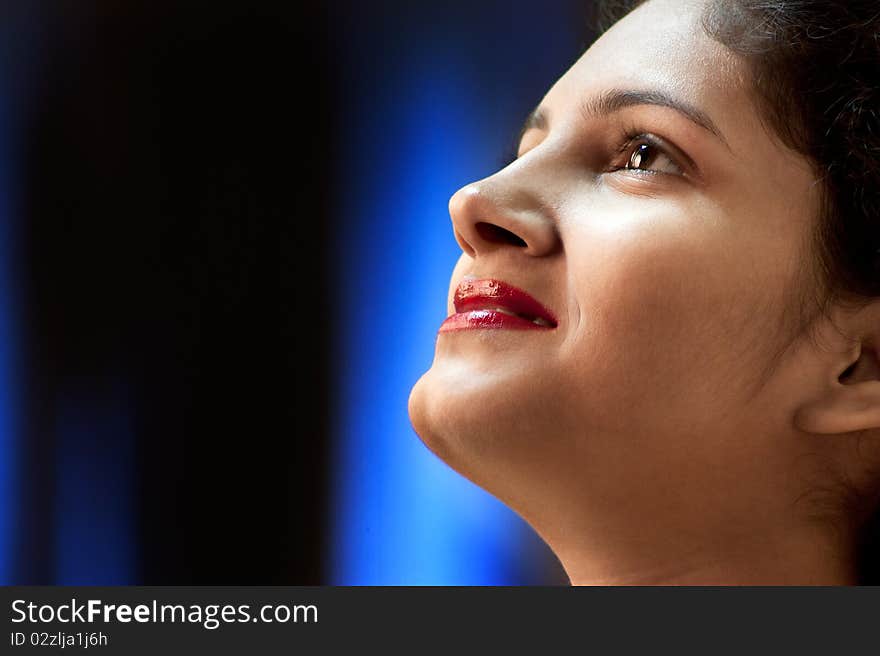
[16, 1, 333, 584]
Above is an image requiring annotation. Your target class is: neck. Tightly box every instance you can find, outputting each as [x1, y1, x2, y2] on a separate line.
[556, 524, 858, 586]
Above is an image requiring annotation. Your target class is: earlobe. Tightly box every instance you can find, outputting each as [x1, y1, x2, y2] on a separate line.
[794, 346, 880, 435]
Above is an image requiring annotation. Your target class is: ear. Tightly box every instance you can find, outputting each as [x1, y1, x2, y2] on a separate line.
[794, 321, 880, 435]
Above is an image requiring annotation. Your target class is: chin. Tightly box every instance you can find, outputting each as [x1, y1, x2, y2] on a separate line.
[408, 361, 585, 543]
[407, 368, 512, 509]
[407, 358, 565, 495]
[407, 366, 474, 473]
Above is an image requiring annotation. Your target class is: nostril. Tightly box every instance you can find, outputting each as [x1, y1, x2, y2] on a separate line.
[475, 222, 528, 248]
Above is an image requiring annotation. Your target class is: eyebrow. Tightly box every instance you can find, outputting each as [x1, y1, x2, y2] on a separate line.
[518, 88, 731, 151]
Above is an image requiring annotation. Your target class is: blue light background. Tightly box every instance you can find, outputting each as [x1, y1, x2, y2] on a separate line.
[329, 1, 582, 584]
[54, 383, 136, 584]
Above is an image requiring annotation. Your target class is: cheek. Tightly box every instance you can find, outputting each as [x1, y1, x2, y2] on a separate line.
[558, 219, 783, 434]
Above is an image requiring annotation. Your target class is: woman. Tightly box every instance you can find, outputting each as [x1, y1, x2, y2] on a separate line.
[408, 0, 880, 585]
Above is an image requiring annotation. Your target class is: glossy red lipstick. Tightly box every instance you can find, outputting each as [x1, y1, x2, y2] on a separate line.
[438, 278, 558, 333]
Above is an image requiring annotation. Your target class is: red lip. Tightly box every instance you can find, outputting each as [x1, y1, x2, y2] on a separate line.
[438, 278, 558, 333]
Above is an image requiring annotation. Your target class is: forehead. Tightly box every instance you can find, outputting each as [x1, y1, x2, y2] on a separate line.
[542, 0, 752, 148]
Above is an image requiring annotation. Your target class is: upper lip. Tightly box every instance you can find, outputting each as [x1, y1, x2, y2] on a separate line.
[453, 278, 558, 327]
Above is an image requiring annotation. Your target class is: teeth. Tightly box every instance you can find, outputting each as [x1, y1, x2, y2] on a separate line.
[482, 306, 551, 327]
[484, 306, 519, 317]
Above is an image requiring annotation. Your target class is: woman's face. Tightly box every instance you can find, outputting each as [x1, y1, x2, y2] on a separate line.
[408, 0, 826, 569]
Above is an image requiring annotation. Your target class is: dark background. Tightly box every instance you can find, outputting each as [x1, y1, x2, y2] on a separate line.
[1, 0, 590, 584]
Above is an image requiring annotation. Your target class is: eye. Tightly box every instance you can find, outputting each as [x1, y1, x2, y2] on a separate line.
[615, 134, 685, 177]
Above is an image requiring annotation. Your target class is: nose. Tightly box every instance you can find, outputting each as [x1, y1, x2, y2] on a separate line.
[448, 174, 561, 259]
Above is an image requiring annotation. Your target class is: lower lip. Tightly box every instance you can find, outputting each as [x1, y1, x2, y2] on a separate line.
[438, 310, 555, 333]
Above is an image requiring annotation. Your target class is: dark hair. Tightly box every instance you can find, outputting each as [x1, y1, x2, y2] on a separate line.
[595, 0, 880, 584]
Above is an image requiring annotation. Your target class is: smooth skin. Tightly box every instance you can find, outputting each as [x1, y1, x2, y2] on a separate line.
[408, 0, 880, 585]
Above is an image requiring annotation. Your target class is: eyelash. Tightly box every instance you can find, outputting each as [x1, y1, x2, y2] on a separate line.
[609, 129, 684, 177]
